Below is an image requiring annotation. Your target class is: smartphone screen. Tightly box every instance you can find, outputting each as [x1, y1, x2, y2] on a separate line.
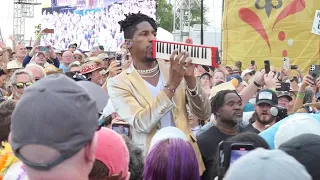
[230, 149, 251, 165]
[229, 143, 255, 166]
[39, 46, 49, 52]
[112, 123, 130, 136]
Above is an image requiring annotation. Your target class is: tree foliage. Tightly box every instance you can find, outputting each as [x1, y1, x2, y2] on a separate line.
[156, 0, 209, 32]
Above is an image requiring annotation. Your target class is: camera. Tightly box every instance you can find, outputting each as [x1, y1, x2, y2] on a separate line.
[270, 106, 288, 122]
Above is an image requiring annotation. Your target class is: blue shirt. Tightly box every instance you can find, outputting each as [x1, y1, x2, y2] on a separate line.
[243, 102, 255, 112]
[59, 63, 69, 73]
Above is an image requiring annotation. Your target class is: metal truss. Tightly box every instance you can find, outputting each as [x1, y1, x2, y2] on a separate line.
[13, 0, 41, 43]
[173, 0, 192, 42]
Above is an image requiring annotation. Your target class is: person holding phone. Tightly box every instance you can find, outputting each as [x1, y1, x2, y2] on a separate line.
[23, 45, 59, 68]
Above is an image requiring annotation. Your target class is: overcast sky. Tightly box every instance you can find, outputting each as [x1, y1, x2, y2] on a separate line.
[204, 0, 222, 27]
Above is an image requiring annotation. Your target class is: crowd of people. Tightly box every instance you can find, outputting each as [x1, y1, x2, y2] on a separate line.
[0, 11, 319, 180]
[40, 0, 156, 51]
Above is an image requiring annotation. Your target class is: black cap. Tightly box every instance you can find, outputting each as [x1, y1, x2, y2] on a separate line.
[279, 134, 320, 180]
[277, 91, 293, 101]
[256, 89, 278, 106]
[200, 72, 211, 79]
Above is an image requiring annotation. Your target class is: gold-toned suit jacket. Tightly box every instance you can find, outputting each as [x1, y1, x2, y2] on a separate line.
[107, 60, 211, 175]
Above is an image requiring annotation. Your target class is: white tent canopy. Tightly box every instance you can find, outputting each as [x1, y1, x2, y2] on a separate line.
[157, 27, 173, 41]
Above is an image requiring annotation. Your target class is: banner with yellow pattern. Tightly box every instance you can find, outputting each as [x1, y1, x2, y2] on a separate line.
[222, 0, 320, 73]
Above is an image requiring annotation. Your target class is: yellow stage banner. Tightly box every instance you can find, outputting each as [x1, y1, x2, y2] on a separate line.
[222, 0, 320, 73]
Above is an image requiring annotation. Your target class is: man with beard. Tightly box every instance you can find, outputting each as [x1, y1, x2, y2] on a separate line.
[244, 89, 278, 133]
[197, 90, 244, 180]
[107, 12, 210, 175]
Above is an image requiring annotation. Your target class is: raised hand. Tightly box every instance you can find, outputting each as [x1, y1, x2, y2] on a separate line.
[167, 50, 189, 90]
[108, 60, 122, 78]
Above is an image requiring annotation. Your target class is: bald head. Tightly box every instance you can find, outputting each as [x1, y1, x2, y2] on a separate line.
[62, 51, 75, 66]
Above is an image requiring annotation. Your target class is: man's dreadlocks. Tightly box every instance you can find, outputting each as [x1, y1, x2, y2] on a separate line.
[118, 12, 157, 39]
[211, 90, 241, 116]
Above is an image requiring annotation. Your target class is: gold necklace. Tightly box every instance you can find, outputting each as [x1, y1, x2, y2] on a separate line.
[136, 63, 159, 74]
[140, 69, 160, 78]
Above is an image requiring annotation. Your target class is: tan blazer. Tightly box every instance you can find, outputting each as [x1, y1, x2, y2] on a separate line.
[107, 60, 211, 175]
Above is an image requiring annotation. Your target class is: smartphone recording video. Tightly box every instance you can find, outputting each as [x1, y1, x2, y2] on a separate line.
[39, 46, 49, 52]
[217, 141, 255, 180]
[283, 57, 290, 70]
[229, 143, 255, 165]
[116, 52, 123, 67]
[276, 82, 290, 91]
[264, 60, 270, 73]
[112, 122, 130, 136]
[309, 65, 320, 84]
[44, 28, 54, 34]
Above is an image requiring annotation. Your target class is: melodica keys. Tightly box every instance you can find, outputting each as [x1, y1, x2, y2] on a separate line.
[152, 40, 219, 67]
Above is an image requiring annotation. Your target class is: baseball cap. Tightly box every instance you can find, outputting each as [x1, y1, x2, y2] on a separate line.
[94, 127, 129, 179]
[277, 91, 293, 101]
[241, 69, 254, 78]
[200, 72, 211, 79]
[97, 53, 109, 61]
[209, 81, 236, 99]
[274, 114, 320, 148]
[226, 74, 242, 83]
[224, 148, 312, 180]
[256, 89, 278, 106]
[150, 127, 187, 151]
[35, 52, 45, 56]
[76, 80, 109, 113]
[232, 67, 241, 73]
[279, 134, 320, 180]
[10, 74, 101, 170]
[80, 60, 104, 75]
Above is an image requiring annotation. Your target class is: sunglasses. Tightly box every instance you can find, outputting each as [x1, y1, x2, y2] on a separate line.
[74, 56, 82, 60]
[14, 82, 33, 89]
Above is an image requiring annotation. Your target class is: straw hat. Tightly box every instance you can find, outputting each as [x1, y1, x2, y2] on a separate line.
[80, 60, 104, 75]
[45, 64, 62, 75]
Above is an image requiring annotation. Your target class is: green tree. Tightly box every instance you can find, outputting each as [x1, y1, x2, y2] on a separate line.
[156, 0, 174, 32]
[157, 0, 209, 32]
[190, 2, 209, 26]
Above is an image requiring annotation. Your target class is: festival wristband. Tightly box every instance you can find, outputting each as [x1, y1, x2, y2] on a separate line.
[297, 92, 305, 99]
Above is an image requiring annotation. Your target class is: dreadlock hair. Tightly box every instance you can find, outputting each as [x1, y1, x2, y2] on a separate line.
[210, 90, 241, 116]
[118, 12, 157, 39]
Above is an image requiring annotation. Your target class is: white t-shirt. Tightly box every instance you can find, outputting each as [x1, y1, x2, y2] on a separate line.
[144, 72, 175, 128]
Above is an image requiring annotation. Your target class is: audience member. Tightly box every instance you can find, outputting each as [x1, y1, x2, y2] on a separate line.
[224, 148, 312, 180]
[144, 138, 200, 180]
[89, 127, 130, 180]
[10, 74, 101, 179]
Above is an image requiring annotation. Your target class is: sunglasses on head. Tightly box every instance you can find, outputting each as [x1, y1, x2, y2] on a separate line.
[14, 82, 32, 89]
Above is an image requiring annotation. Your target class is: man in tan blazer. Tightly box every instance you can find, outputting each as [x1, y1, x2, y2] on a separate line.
[107, 12, 211, 175]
